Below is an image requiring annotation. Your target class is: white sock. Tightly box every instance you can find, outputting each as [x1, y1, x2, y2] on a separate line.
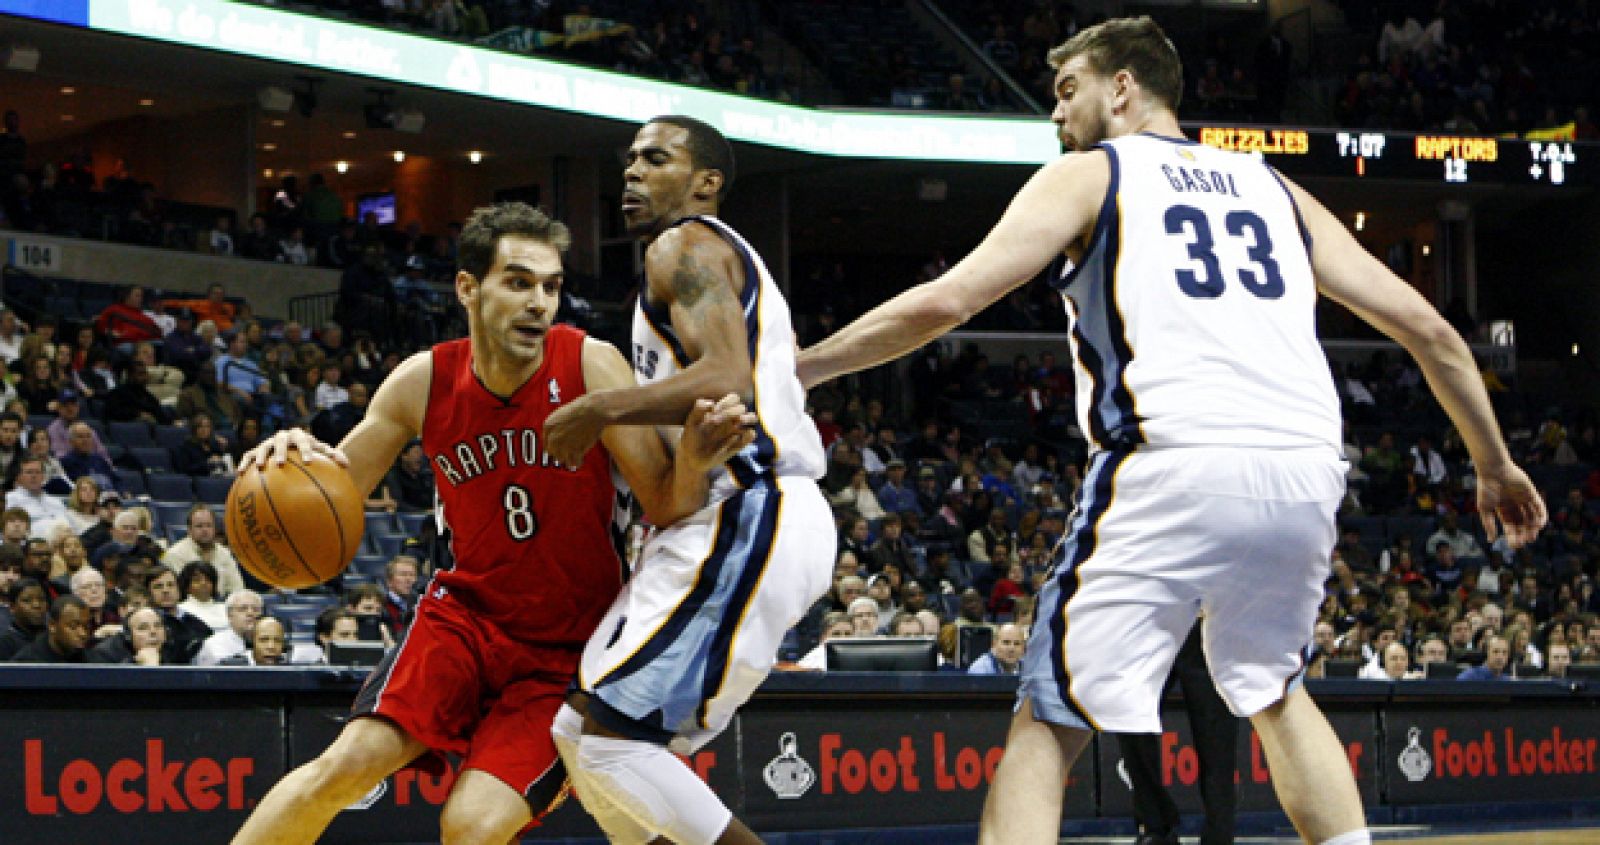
[1319, 831, 1371, 845]
[551, 705, 659, 845]
[577, 734, 733, 845]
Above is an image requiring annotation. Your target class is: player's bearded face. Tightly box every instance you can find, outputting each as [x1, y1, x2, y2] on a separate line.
[465, 236, 563, 364]
[1051, 56, 1109, 152]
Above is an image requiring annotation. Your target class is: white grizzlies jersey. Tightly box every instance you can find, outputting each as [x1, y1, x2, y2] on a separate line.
[631, 215, 826, 497]
[1053, 133, 1341, 453]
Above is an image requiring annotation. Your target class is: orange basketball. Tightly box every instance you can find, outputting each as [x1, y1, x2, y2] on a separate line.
[225, 449, 366, 589]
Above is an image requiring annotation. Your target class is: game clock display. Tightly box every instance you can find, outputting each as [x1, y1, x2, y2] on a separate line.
[1193, 126, 1591, 187]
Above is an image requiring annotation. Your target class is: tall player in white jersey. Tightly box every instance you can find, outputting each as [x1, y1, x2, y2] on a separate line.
[545, 115, 832, 845]
[798, 17, 1545, 845]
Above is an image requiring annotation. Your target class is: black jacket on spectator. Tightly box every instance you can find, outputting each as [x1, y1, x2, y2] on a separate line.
[386, 464, 435, 512]
[312, 401, 365, 448]
[160, 608, 211, 664]
[174, 436, 231, 476]
[0, 619, 43, 660]
[11, 633, 86, 663]
[104, 381, 171, 424]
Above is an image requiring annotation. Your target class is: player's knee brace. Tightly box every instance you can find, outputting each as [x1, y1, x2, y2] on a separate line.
[577, 734, 732, 845]
[552, 706, 659, 845]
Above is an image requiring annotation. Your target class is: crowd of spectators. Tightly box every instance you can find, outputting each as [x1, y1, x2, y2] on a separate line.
[1334, 0, 1600, 137]
[0, 255, 445, 665]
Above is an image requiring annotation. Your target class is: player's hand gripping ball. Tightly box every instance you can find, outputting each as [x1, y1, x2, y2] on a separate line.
[226, 448, 366, 589]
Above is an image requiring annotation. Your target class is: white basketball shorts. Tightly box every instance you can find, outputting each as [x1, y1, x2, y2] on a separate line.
[1020, 445, 1345, 733]
[578, 475, 835, 753]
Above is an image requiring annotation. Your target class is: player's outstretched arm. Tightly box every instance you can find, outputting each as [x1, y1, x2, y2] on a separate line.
[238, 352, 430, 507]
[581, 338, 754, 527]
[1288, 176, 1546, 548]
[796, 151, 1110, 390]
[545, 225, 753, 467]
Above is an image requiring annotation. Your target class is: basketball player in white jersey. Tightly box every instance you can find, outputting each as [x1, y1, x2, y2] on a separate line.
[798, 18, 1545, 845]
[545, 115, 832, 845]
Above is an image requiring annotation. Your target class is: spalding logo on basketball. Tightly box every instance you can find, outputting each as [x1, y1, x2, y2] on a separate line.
[226, 449, 365, 590]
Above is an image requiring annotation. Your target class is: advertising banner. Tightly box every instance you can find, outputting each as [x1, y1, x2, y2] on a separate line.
[0, 704, 282, 845]
[1096, 707, 1378, 817]
[736, 704, 1095, 830]
[1383, 706, 1600, 805]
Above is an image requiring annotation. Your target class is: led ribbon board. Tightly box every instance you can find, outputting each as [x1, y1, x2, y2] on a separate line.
[9, 0, 1062, 164]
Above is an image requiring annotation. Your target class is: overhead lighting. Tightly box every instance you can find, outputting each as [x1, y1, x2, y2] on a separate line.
[138, 98, 154, 107]
[59, 86, 75, 95]
[1354, 211, 1367, 232]
[1421, 244, 1431, 256]
[392, 151, 406, 163]
[468, 150, 483, 164]
[1574, 343, 1582, 357]
[270, 119, 285, 128]
[263, 168, 274, 178]
[335, 161, 349, 174]
[59, 114, 74, 122]
[342, 130, 357, 139]
[261, 143, 277, 152]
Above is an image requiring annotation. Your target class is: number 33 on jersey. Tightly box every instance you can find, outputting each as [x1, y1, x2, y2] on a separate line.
[1050, 134, 1342, 457]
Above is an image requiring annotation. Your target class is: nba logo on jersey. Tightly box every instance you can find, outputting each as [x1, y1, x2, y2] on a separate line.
[548, 378, 561, 404]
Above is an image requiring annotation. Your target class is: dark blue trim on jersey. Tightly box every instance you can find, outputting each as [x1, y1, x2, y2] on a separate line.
[1049, 148, 1119, 294]
[637, 289, 691, 368]
[675, 215, 778, 488]
[1097, 145, 1143, 448]
[1062, 144, 1143, 449]
[695, 481, 782, 727]
[594, 493, 746, 689]
[585, 693, 677, 745]
[1049, 448, 1129, 729]
[1068, 306, 1112, 448]
[1266, 165, 1314, 254]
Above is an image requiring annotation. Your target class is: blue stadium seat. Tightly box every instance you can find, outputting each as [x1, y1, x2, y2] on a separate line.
[154, 425, 189, 453]
[115, 468, 147, 496]
[365, 511, 397, 537]
[396, 512, 430, 537]
[129, 446, 175, 474]
[349, 555, 389, 580]
[145, 475, 193, 501]
[26, 414, 52, 433]
[152, 501, 192, 534]
[164, 524, 187, 544]
[194, 475, 234, 504]
[109, 421, 155, 448]
[375, 533, 409, 559]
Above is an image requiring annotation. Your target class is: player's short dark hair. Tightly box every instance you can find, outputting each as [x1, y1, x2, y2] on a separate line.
[648, 115, 736, 199]
[1047, 16, 1183, 111]
[0, 412, 21, 428]
[457, 202, 571, 281]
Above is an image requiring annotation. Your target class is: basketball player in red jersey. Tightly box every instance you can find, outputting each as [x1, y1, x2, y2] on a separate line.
[231, 203, 752, 845]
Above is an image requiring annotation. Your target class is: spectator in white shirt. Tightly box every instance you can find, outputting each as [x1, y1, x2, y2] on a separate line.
[192, 589, 262, 666]
[4, 456, 68, 539]
[313, 363, 348, 411]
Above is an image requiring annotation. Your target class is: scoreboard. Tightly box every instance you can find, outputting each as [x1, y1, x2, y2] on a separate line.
[1191, 126, 1592, 187]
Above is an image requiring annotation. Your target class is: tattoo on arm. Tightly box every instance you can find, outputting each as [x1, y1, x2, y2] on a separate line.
[670, 249, 735, 310]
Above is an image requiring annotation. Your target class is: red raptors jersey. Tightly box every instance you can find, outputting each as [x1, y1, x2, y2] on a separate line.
[421, 326, 622, 648]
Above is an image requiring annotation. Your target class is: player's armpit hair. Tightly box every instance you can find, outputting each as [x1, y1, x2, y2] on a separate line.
[668, 247, 736, 310]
